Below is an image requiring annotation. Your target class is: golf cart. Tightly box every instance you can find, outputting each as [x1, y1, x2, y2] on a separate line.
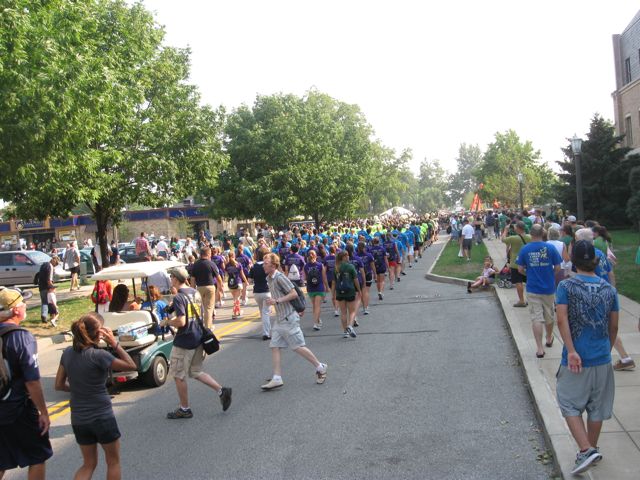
[90, 260, 184, 388]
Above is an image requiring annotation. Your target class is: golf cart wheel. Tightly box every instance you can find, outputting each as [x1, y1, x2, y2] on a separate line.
[505, 281, 513, 289]
[143, 356, 168, 388]
[498, 280, 504, 288]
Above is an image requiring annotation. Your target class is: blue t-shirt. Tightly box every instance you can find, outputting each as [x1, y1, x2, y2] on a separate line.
[556, 275, 619, 367]
[516, 241, 562, 294]
[0, 327, 40, 425]
[570, 249, 612, 283]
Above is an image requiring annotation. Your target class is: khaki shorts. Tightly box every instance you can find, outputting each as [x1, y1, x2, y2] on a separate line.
[169, 345, 205, 380]
[270, 316, 306, 350]
[528, 292, 555, 325]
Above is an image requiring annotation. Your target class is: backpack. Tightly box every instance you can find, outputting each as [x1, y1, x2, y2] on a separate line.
[336, 267, 355, 295]
[1, 325, 25, 401]
[287, 263, 300, 281]
[277, 274, 306, 314]
[306, 265, 321, 287]
[91, 281, 109, 305]
[227, 272, 239, 290]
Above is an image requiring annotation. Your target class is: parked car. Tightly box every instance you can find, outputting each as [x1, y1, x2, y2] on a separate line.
[0, 250, 70, 287]
[118, 245, 145, 263]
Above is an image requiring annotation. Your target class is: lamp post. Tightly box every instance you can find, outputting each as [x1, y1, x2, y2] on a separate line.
[517, 172, 524, 211]
[570, 134, 584, 222]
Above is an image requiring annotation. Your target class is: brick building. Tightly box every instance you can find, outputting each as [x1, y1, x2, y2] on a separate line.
[612, 9, 640, 153]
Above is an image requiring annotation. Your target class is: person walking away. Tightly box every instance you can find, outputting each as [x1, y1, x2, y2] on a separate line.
[356, 241, 376, 314]
[248, 247, 272, 340]
[333, 251, 361, 338]
[345, 244, 365, 327]
[502, 220, 531, 307]
[109, 240, 120, 266]
[284, 244, 305, 288]
[64, 241, 82, 291]
[261, 254, 327, 390]
[134, 232, 151, 261]
[383, 233, 400, 290]
[0, 287, 52, 480]
[91, 280, 113, 314]
[304, 250, 329, 331]
[161, 267, 232, 418]
[460, 219, 474, 262]
[369, 237, 389, 301]
[236, 246, 252, 306]
[225, 251, 247, 319]
[555, 240, 618, 474]
[516, 224, 562, 358]
[55, 313, 137, 480]
[38, 255, 60, 325]
[191, 247, 223, 329]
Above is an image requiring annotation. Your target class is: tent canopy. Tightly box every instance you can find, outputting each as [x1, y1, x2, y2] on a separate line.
[379, 206, 414, 217]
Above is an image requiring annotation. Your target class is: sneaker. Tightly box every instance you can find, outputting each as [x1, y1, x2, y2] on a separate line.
[346, 326, 357, 338]
[316, 363, 328, 384]
[343, 330, 349, 338]
[467, 281, 472, 294]
[334, 309, 340, 317]
[390, 286, 394, 290]
[219, 387, 232, 411]
[50, 318, 58, 327]
[401, 271, 407, 276]
[167, 407, 193, 419]
[397, 277, 401, 282]
[353, 318, 359, 327]
[613, 359, 636, 371]
[313, 324, 321, 331]
[261, 378, 284, 390]
[241, 299, 247, 306]
[363, 308, 370, 315]
[378, 292, 383, 300]
[571, 447, 602, 474]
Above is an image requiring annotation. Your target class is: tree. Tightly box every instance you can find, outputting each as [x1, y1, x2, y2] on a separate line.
[0, 0, 227, 260]
[206, 90, 374, 229]
[557, 114, 640, 225]
[447, 144, 483, 206]
[475, 130, 554, 209]
[412, 158, 449, 212]
[365, 146, 413, 214]
[627, 166, 640, 229]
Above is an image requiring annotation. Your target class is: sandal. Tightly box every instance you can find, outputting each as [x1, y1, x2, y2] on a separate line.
[536, 352, 545, 358]
[513, 302, 528, 308]
[545, 335, 554, 348]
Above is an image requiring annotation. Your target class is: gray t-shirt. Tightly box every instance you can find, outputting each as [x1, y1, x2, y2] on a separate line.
[60, 347, 115, 425]
[266, 270, 296, 323]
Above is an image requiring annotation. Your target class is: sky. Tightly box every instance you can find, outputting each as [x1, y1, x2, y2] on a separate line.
[141, 0, 640, 175]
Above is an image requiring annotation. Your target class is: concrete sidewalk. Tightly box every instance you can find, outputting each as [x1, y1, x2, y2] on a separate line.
[429, 236, 640, 479]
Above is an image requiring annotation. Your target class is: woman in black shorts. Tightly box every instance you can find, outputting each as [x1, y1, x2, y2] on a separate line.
[333, 251, 361, 338]
[55, 313, 136, 480]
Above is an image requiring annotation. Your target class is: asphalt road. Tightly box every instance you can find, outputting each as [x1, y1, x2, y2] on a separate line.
[7, 241, 554, 480]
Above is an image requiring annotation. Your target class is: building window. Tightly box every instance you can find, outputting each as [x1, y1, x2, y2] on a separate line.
[625, 57, 632, 84]
[625, 115, 633, 147]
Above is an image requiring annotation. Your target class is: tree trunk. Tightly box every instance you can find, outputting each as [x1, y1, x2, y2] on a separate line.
[314, 212, 320, 232]
[95, 203, 111, 271]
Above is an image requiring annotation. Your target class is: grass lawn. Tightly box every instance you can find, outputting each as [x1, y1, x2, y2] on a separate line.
[25, 296, 94, 337]
[431, 239, 490, 281]
[610, 229, 640, 303]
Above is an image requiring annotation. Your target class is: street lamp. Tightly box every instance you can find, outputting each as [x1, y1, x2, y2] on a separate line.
[570, 134, 584, 222]
[517, 172, 524, 210]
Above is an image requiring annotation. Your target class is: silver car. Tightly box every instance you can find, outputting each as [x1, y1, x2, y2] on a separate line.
[0, 250, 70, 287]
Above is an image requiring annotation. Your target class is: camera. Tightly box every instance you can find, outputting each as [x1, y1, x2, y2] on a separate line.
[163, 304, 175, 315]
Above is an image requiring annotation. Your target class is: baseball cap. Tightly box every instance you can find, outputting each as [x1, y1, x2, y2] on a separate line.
[567, 215, 577, 222]
[0, 287, 33, 312]
[572, 240, 595, 263]
[168, 266, 189, 283]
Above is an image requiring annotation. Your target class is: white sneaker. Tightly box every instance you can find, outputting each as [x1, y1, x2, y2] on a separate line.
[334, 309, 340, 317]
[316, 364, 328, 384]
[363, 308, 370, 315]
[313, 324, 321, 331]
[241, 299, 247, 306]
[261, 378, 284, 390]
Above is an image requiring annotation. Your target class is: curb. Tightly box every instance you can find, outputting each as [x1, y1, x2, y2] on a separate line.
[426, 237, 567, 479]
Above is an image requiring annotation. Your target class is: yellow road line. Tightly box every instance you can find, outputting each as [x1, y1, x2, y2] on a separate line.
[217, 320, 254, 339]
[49, 407, 71, 422]
[214, 312, 260, 337]
[47, 400, 69, 415]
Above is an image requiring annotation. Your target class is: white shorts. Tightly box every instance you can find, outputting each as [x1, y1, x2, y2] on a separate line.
[408, 246, 414, 256]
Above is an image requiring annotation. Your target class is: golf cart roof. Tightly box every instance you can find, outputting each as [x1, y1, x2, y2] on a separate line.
[91, 260, 185, 281]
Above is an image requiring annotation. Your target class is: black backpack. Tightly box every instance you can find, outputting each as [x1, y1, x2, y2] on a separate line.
[1, 325, 25, 401]
[336, 268, 355, 295]
[277, 277, 306, 314]
[307, 266, 321, 288]
[227, 274, 239, 290]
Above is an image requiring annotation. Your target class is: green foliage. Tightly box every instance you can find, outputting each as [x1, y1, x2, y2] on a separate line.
[365, 146, 413, 214]
[475, 130, 555, 209]
[431, 238, 490, 281]
[0, 0, 227, 259]
[412, 158, 449, 212]
[448, 144, 483, 206]
[556, 114, 639, 225]
[627, 166, 640, 228]
[206, 90, 374, 227]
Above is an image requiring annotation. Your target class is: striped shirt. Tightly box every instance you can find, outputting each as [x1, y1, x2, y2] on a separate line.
[266, 270, 296, 322]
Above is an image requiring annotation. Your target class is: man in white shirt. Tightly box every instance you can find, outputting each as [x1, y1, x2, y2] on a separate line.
[460, 219, 475, 261]
[156, 236, 169, 259]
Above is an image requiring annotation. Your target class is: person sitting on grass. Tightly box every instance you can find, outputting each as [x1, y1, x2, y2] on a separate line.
[467, 256, 496, 293]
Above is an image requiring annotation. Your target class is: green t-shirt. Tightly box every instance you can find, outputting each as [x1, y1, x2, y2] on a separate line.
[521, 217, 533, 233]
[498, 214, 507, 230]
[502, 233, 532, 268]
[561, 235, 572, 247]
[593, 237, 608, 255]
[336, 262, 357, 296]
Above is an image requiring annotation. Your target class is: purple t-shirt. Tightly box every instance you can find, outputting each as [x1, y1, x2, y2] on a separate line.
[304, 261, 325, 292]
[285, 253, 306, 277]
[323, 254, 336, 281]
[236, 253, 251, 276]
[349, 256, 365, 285]
[212, 255, 226, 277]
[356, 251, 375, 275]
[383, 240, 398, 262]
[369, 245, 388, 272]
